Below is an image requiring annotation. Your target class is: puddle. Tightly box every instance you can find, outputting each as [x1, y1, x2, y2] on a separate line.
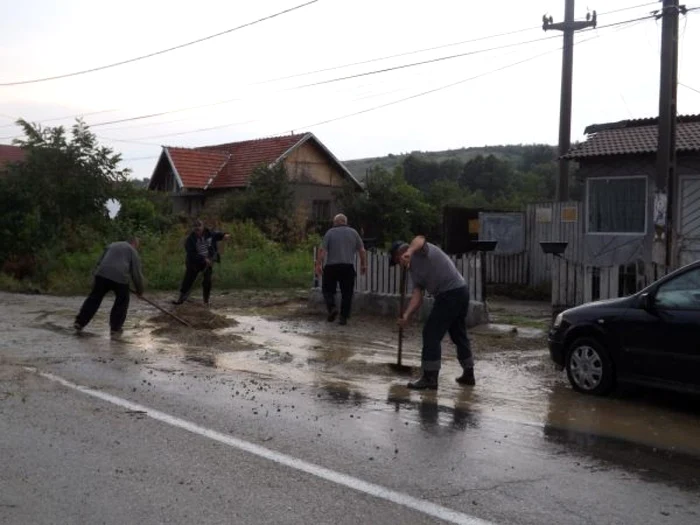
[473, 323, 546, 339]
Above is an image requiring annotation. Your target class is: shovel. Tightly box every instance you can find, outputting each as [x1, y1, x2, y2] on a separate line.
[131, 290, 192, 328]
[389, 266, 413, 375]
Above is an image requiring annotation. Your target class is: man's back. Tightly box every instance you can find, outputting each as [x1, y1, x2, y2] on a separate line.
[323, 226, 363, 265]
[409, 242, 465, 296]
[96, 242, 143, 291]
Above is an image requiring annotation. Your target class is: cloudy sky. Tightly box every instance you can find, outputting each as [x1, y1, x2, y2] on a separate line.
[0, 0, 699, 180]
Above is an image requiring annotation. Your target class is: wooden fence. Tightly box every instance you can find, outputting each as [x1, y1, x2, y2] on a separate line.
[551, 258, 672, 310]
[484, 252, 528, 285]
[313, 248, 484, 302]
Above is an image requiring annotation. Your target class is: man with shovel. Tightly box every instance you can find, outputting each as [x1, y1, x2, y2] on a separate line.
[390, 236, 474, 390]
[74, 237, 144, 337]
[173, 220, 230, 307]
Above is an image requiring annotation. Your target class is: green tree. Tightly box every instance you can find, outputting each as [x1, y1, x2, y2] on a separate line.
[1, 119, 129, 278]
[221, 163, 307, 246]
[337, 166, 438, 244]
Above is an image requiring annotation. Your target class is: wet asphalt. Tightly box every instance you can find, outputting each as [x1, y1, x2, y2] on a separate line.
[1, 291, 700, 525]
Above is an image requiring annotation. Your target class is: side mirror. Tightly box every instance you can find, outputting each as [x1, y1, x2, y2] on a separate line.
[639, 292, 654, 311]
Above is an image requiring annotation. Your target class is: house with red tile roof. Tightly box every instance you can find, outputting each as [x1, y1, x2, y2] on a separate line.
[563, 114, 700, 270]
[0, 144, 25, 174]
[148, 132, 362, 220]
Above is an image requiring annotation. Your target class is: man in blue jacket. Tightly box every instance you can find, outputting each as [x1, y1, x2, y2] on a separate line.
[173, 220, 230, 306]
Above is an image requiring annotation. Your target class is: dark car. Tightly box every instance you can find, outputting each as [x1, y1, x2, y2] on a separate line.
[549, 260, 700, 396]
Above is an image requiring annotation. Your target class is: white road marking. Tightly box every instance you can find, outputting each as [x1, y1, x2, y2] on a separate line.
[31, 368, 497, 525]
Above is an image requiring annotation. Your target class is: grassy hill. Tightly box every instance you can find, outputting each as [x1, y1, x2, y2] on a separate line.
[342, 144, 556, 180]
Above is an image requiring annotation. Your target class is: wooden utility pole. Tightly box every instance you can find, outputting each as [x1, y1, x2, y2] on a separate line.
[654, 0, 685, 268]
[543, 0, 596, 202]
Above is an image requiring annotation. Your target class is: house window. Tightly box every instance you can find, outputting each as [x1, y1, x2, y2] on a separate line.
[312, 200, 331, 222]
[587, 176, 647, 234]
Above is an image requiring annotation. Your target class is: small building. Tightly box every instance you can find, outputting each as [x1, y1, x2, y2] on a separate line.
[564, 114, 700, 269]
[148, 132, 363, 220]
[0, 144, 25, 175]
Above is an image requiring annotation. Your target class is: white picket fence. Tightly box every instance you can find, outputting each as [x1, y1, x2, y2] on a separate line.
[313, 248, 484, 302]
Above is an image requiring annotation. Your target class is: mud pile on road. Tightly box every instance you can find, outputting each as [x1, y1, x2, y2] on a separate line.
[148, 303, 246, 351]
[149, 303, 237, 331]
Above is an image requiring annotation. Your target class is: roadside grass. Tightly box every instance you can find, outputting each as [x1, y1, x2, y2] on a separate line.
[1, 222, 315, 295]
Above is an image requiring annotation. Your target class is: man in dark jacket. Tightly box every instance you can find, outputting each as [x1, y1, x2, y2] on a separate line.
[173, 220, 230, 306]
[74, 237, 144, 336]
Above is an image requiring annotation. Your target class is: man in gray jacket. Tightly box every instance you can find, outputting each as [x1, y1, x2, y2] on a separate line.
[315, 214, 367, 325]
[74, 237, 145, 336]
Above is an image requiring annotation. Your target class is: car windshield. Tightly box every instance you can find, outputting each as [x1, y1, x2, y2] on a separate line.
[655, 267, 700, 310]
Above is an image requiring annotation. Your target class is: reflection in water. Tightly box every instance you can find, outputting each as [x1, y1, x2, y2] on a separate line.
[387, 384, 479, 431]
[543, 382, 700, 489]
[319, 380, 367, 407]
[543, 382, 700, 456]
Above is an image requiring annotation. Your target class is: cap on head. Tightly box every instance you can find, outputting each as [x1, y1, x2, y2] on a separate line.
[389, 241, 408, 266]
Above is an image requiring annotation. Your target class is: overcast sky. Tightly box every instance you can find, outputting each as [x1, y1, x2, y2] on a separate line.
[0, 0, 699, 180]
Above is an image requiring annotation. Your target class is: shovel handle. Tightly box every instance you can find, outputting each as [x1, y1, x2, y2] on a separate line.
[131, 290, 192, 327]
[397, 267, 407, 366]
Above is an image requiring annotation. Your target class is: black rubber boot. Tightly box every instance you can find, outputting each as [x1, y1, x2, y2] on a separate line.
[456, 368, 475, 386]
[407, 370, 439, 390]
[327, 307, 338, 322]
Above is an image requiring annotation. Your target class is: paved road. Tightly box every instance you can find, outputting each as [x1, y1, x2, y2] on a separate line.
[1, 292, 699, 525]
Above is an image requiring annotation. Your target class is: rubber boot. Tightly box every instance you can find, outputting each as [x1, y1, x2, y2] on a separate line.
[456, 368, 475, 386]
[407, 370, 438, 390]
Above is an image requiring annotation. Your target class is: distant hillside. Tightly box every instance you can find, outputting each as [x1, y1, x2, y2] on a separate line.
[342, 144, 556, 180]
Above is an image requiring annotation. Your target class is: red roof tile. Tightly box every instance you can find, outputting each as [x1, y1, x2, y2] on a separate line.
[166, 147, 230, 189]
[0, 144, 25, 169]
[565, 114, 700, 159]
[195, 134, 307, 189]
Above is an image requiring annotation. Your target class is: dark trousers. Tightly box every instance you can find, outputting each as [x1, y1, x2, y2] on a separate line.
[421, 286, 473, 372]
[322, 264, 356, 319]
[179, 262, 213, 302]
[75, 276, 130, 331]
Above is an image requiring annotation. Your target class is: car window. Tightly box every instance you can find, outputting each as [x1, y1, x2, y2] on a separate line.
[655, 267, 700, 310]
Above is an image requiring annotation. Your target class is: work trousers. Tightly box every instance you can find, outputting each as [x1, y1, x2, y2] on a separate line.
[421, 285, 473, 372]
[322, 263, 356, 319]
[179, 262, 213, 303]
[75, 275, 130, 332]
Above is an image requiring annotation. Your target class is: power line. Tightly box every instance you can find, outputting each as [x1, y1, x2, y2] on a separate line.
[2, 5, 667, 141]
[272, 16, 650, 136]
[0, 0, 319, 87]
[0, 108, 119, 130]
[288, 14, 658, 90]
[74, 13, 663, 134]
[64, 12, 658, 146]
[680, 82, 700, 95]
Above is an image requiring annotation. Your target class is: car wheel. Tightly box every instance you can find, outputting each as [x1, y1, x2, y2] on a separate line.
[565, 337, 614, 395]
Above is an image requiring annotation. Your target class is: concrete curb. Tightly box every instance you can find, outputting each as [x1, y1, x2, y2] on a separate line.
[307, 289, 489, 328]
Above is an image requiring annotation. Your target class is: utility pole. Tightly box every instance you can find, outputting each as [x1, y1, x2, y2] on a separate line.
[654, 0, 685, 268]
[543, 1, 596, 202]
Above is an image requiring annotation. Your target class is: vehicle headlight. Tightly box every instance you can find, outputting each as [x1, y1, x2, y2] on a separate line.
[553, 312, 564, 329]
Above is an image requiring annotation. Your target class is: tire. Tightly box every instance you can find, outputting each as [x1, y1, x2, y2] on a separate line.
[565, 337, 615, 396]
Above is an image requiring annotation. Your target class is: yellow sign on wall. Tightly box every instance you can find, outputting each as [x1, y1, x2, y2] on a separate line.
[468, 219, 479, 234]
[561, 206, 578, 223]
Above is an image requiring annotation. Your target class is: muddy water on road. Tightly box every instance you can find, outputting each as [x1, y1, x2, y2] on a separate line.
[4, 292, 700, 458]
